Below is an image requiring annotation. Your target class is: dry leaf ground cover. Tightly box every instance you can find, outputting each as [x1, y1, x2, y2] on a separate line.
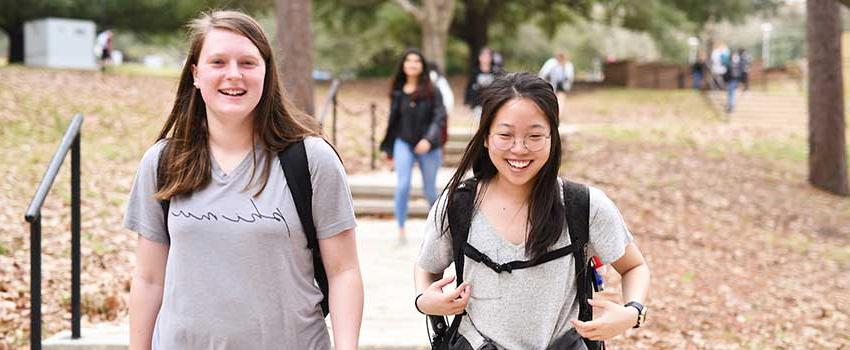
[1, 66, 849, 349]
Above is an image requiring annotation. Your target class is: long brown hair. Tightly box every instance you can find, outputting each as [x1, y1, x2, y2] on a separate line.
[440, 72, 564, 260]
[155, 10, 322, 200]
[389, 48, 435, 101]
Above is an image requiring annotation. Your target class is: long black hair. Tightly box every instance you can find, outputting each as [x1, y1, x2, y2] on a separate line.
[440, 72, 564, 260]
[389, 48, 435, 101]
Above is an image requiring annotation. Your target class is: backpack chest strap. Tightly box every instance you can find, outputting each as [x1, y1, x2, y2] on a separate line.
[463, 242, 582, 274]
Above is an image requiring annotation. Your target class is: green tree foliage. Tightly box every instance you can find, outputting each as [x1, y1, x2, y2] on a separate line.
[315, 0, 779, 75]
[0, 0, 273, 63]
[314, 0, 420, 76]
[664, 0, 779, 31]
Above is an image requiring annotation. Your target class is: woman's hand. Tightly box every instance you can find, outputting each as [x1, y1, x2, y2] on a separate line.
[570, 299, 638, 341]
[416, 275, 471, 316]
[414, 140, 431, 155]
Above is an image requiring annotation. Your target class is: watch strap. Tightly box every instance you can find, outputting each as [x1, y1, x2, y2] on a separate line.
[624, 301, 644, 328]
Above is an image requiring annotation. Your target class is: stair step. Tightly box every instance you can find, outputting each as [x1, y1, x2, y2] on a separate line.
[351, 183, 426, 200]
[354, 198, 430, 217]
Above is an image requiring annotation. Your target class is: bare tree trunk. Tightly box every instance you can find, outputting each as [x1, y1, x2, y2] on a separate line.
[276, 0, 315, 116]
[807, 0, 848, 196]
[456, 0, 492, 70]
[394, 0, 455, 71]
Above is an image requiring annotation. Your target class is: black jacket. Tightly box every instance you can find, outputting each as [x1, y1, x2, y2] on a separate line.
[379, 89, 446, 158]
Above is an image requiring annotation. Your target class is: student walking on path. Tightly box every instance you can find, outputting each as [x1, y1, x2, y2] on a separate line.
[414, 72, 651, 350]
[380, 48, 447, 243]
[538, 50, 575, 116]
[124, 10, 363, 350]
[464, 47, 500, 120]
[724, 49, 747, 114]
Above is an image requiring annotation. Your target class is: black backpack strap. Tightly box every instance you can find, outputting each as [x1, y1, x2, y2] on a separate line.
[156, 142, 171, 243]
[448, 178, 478, 285]
[428, 177, 478, 344]
[278, 140, 330, 317]
[463, 242, 581, 274]
[562, 179, 602, 350]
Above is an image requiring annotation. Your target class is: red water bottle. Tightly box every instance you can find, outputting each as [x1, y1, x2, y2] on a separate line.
[591, 256, 605, 291]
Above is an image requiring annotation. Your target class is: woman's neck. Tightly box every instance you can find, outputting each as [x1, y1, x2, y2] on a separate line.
[405, 75, 419, 87]
[206, 114, 254, 153]
[489, 174, 533, 202]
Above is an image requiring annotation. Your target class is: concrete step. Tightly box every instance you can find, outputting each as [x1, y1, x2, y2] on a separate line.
[447, 128, 475, 142]
[444, 153, 463, 167]
[354, 198, 430, 218]
[351, 183, 422, 200]
[43, 324, 127, 350]
[444, 140, 469, 154]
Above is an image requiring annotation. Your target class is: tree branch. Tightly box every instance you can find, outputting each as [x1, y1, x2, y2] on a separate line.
[393, 0, 424, 21]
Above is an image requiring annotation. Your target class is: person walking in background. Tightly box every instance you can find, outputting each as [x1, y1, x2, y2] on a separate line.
[380, 49, 447, 244]
[94, 30, 113, 70]
[691, 52, 706, 90]
[125, 10, 363, 350]
[724, 49, 745, 114]
[414, 72, 651, 349]
[538, 50, 575, 115]
[738, 48, 752, 91]
[492, 50, 505, 72]
[464, 47, 499, 120]
[429, 61, 454, 149]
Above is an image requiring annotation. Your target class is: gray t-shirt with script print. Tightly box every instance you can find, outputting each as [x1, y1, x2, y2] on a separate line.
[124, 136, 356, 350]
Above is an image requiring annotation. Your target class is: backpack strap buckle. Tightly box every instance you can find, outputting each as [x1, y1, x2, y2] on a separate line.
[494, 263, 512, 273]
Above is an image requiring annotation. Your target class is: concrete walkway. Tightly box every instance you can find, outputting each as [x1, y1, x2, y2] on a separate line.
[44, 219, 439, 350]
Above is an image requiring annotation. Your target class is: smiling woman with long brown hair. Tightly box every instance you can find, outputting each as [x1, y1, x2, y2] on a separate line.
[124, 10, 362, 350]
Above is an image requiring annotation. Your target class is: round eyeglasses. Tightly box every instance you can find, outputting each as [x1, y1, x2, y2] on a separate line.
[489, 133, 551, 152]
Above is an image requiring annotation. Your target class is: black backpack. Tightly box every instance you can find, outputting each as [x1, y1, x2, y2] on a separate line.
[157, 139, 331, 316]
[428, 177, 602, 350]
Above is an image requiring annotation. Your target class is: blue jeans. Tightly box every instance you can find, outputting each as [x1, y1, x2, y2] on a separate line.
[692, 72, 703, 90]
[726, 78, 738, 113]
[393, 138, 442, 228]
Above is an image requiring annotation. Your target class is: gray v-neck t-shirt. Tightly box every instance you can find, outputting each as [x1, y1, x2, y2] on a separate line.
[417, 179, 633, 350]
[124, 136, 356, 350]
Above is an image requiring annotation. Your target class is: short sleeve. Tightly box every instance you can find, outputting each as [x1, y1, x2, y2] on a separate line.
[587, 186, 634, 264]
[304, 137, 357, 239]
[123, 140, 170, 244]
[416, 193, 454, 274]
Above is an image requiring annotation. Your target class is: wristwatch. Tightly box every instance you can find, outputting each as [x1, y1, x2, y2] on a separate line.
[624, 301, 647, 328]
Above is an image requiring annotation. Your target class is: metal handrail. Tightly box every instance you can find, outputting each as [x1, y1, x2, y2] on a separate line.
[24, 113, 84, 350]
[318, 79, 341, 145]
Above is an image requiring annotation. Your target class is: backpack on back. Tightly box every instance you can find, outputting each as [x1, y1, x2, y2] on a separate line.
[157, 139, 331, 316]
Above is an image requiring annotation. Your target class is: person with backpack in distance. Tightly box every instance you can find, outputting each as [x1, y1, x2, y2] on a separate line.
[380, 48, 447, 244]
[413, 72, 650, 350]
[124, 10, 362, 350]
[538, 50, 575, 113]
[464, 47, 500, 120]
[429, 61, 454, 152]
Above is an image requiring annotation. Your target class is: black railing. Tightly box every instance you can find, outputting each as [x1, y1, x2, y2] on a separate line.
[318, 79, 341, 145]
[317, 78, 384, 170]
[24, 114, 84, 350]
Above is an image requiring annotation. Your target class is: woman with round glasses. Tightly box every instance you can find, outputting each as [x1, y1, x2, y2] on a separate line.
[413, 72, 651, 349]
